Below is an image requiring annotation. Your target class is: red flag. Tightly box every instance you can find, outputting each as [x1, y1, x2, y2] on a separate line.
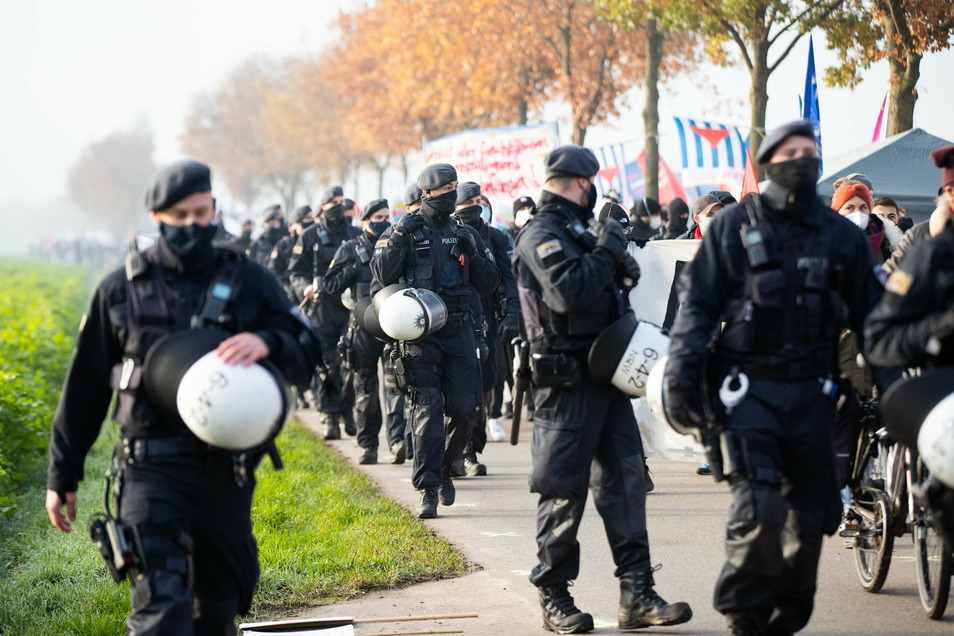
[597, 166, 620, 183]
[637, 149, 689, 204]
[741, 149, 759, 197]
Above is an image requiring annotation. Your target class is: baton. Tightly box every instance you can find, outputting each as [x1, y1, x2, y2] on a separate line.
[510, 338, 530, 445]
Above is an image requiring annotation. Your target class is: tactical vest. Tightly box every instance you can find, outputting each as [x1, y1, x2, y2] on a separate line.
[718, 202, 846, 361]
[404, 220, 472, 315]
[110, 246, 244, 435]
[312, 220, 357, 277]
[348, 234, 376, 301]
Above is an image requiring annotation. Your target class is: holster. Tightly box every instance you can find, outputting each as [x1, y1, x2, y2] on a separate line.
[529, 352, 583, 389]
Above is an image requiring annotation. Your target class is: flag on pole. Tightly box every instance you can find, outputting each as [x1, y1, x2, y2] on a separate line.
[740, 149, 759, 197]
[802, 35, 823, 177]
[673, 117, 749, 200]
[872, 92, 889, 141]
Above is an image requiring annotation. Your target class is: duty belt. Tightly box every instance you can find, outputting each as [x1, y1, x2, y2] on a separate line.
[117, 436, 208, 463]
[716, 357, 833, 381]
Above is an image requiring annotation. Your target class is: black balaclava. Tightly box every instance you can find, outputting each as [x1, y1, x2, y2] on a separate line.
[763, 157, 820, 213]
[455, 204, 483, 227]
[159, 222, 217, 269]
[420, 190, 457, 222]
[323, 203, 346, 224]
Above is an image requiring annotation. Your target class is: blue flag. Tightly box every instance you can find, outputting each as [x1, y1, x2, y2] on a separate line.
[802, 35, 823, 177]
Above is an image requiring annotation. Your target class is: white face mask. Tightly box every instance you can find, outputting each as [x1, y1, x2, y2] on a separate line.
[515, 208, 532, 228]
[698, 215, 714, 235]
[845, 211, 869, 230]
[480, 205, 492, 223]
[650, 216, 662, 229]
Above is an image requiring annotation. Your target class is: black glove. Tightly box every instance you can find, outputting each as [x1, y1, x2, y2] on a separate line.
[662, 378, 706, 433]
[594, 220, 626, 263]
[475, 333, 489, 361]
[395, 213, 424, 236]
[454, 225, 479, 258]
[619, 253, 641, 285]
[501, 312, 520, 342]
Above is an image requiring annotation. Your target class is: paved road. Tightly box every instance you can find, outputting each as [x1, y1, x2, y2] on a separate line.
[290, 410, 953, 635]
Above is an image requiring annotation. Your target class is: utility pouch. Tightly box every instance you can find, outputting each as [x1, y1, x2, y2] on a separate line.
[392, 351, 413, 394]
[530, 353, 582, 389]
[89, 514, 141, 583]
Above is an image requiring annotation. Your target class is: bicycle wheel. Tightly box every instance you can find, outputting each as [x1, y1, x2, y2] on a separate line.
[853, 490, 894, 592]
[912, 465, 953, 618]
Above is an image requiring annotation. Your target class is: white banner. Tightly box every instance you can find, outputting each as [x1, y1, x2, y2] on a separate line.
[627, 239, 706, 461]
[423, 123, 560, 219]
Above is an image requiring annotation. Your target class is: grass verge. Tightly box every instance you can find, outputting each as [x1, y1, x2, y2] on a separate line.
[0, 419, 469, 634]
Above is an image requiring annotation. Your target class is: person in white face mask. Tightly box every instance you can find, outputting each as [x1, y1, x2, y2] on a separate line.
[832, 182, 891, 263]
[627, 197, 661, 242]
[684, 194, 725, 240]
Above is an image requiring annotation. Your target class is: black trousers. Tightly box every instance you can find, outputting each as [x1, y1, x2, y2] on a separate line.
[403, 322, 480, 489]
[117, 449, 259, 636]
[311, 299, 351, 415]
[349, 325, 385, 450]
[713, 378, 841, 634]
[381, 351, 408, 452]
[527, 380, 651, 587]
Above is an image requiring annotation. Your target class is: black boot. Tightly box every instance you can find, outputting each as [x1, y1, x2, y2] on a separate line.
[343, 411, 357, 436]
[618, 568, 692, 630]
[725, 612, 764, 636]
[389, 440, 406, 465]
[644, 461, 655, 493]
[323, 415, 341, 440]
[463, 441, 486, 476]
[416, 487, 438, 518]
[439, 465, 456, 506]
[538, 583, 594, 634]
[359, 447, 378, 465]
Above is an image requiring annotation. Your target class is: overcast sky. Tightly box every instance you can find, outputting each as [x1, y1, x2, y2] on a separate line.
[2, 0, 953, 224]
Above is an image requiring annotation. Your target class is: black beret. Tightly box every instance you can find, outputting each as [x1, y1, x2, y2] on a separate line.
[629, 196, 660, 219]
[404, 183, 423, 207]
[456, 181, 481, 204]
[755, 119, 816, 164]
[143, 160, 212, 212]
[262, 204, 282, 222]
[544, 145, 600, 180]
[417, 163, 458, 190]
[320, 185, 344, 205]
[706, 190, 738, 206]
[343, 198, 355, 211]
[291, 205, 313, 224]
[513, 195, 536, 214]
[361, 198, 389, 220]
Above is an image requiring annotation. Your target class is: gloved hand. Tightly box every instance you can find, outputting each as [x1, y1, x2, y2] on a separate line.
[395, 213, 424, 236]
[475, 332, 490, 361]
[454, 225, 479, 258]
[662, 378, 706, 434]
[619, 253, 641, 285]
[594, 220, 626, 263]
[501, 312, 520, 343]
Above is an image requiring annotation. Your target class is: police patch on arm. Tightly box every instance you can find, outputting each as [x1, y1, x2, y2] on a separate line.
[292, 245, 304, 254]
[536, 240, 565, 268]
[884, 270, 913, 296]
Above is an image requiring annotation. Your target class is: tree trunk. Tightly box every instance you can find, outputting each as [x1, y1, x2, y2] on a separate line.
[883, 3, 920, 135]
[749, 42, 770, 181]
[643, 18, 663, 201]
[572, 126, 586, 145]
[518, 66, 530, 126]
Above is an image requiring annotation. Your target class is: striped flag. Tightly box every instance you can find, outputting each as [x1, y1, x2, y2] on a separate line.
[673, 117, 749, 200]
[593, 143, 632, 204]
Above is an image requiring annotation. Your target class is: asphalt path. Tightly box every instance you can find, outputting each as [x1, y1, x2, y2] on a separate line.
[289, 409, 953, 635]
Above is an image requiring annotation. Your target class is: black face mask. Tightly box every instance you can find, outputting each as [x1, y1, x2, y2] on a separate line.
[455, 204, 482, 227]
[420, 190, 458, 220]
[367, 220, 390, 238]
[585, 183, 598, 212]
[324, 203, 345, 222]
[765, 157, 819, 194]
[159, 222, 216, 266]
[264, 226, 284, 242]
[299, 220, 315, 231]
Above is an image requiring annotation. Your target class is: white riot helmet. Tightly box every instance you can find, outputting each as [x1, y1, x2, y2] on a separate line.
[377, 288, 448, 341]
[918, 393, 954, 489]
[645, 354, 672, 427]
[588, 312, 670, 397]
[143, 329, 291, 451]
[340, 287, 356, 310]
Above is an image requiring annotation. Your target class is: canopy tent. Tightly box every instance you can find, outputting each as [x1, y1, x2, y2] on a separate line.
[817, 128, 952, 221]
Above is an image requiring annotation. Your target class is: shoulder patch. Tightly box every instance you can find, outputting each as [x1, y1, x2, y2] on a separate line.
[270, 249, 279, 259]
[292, 245, 304, 254]
[884, 270, 913, 296]
[375, 238, 389, 248]
[536, 239, 566, 268]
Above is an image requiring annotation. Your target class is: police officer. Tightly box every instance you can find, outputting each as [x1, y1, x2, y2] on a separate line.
[371, 164, 500, 518]
[288, 186, 361, 439]
[268, 205, 314, 303]
[663, 121, 883, 635]
[233, 218, 254, 252]
[44, 161, 320, 635]
[248, 204, 284, 265]
[324, 198, 391, 464]
[512, 145, 690, 634]
[454, 182, 520, 471]
[379, 185, 424, 465]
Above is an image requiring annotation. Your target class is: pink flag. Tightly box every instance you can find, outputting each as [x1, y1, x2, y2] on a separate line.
[872, 93, 888, 142]
[741, 149, 760, 197]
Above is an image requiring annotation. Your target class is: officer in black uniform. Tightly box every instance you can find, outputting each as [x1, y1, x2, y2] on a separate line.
[288, 186, 361, 439]
[512, 146, 690, 634]
[268, 205, 314, 303]
[44, 160, 320, 635]
[454, 182, 520, 473]
[379, 185, 423, 465]
[663, 121, 883, 635]
[248, 205, 284, 265]
[234, 219, 253, 252]
[324, 198, 391, 465]
[371, 164, 500, 518]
